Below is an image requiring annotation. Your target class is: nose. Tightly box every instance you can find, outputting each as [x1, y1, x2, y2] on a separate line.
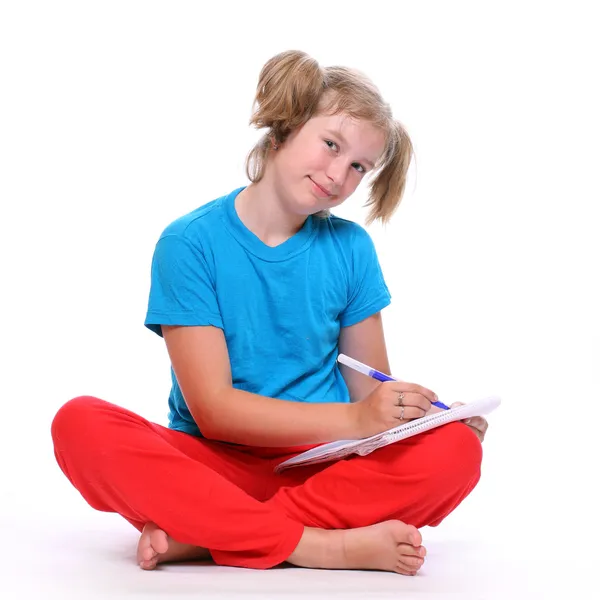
[325, 158, 347, 189]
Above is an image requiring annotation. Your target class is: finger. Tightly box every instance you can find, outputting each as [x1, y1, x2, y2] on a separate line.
[466, 423, 485, 442]
[396, 405, 427, 421]
[474, 419, 489, 438]
[470, 417, 486, 430]
[393, 391, 429, 412]
[417, 399, 431, 415]
[404, 395, 431, 414]
[464, 416, 487, 433]
[390, 382, 437, 406]
[450, 402, 465, 409]
[397, 394, 432, 414]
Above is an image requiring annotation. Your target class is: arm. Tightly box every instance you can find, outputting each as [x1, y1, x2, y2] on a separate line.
[338, 311, 391, 403]
[162, 324, 357, 447]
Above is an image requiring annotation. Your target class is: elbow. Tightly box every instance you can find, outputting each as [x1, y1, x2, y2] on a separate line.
[198, 419, 227, 442]
[187, 386, 231, 441]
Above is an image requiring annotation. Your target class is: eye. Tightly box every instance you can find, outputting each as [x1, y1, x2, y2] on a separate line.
[325, 139, 365, 174]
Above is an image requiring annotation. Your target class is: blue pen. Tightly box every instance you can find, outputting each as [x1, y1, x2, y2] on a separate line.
[337, 353, 450, 410]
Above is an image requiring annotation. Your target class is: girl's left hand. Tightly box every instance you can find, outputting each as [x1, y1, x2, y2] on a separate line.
[450, 402, 489, 443]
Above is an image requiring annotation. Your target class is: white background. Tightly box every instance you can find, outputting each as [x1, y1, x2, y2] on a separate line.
[1, 1, 599, 596]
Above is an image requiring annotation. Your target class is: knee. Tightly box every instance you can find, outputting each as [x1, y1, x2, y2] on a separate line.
[428, 422, 482, 488]
[51, 395, 105, 450]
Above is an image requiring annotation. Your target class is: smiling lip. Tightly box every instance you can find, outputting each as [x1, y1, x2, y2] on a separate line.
[310, 177, 333, 197]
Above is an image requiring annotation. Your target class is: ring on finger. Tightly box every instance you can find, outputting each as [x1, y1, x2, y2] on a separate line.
[400, 406, 405, 419]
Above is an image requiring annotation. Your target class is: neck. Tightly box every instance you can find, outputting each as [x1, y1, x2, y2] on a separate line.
[235, 174, 307, 247]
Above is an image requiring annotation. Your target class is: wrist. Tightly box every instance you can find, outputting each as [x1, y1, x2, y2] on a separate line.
[342, 402, 362, 440]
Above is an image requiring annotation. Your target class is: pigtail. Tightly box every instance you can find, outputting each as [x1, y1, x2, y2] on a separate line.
[364, 120, 414, 226]
[246, 51, 325, 182]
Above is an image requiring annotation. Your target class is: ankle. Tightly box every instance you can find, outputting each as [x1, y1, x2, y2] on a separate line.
[287, 527, 343, 569]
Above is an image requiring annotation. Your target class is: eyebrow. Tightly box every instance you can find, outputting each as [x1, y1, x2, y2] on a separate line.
[324, 128, 376, 169]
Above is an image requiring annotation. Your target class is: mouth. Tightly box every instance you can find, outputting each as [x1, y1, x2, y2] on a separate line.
[309, 177, 334, 198]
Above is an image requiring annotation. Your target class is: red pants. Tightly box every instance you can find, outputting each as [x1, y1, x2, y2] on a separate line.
[51, 396, 482, 569]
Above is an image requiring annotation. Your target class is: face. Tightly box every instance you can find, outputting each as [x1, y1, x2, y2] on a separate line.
[270, 112, 386, 216]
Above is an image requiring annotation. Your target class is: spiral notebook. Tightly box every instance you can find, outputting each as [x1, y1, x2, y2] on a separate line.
[274, 395, 501, 473]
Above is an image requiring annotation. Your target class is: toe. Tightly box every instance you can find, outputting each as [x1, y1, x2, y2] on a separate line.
[142, 546, 157, 562]
[137, 522, 156, 564]
[139, 558, 158, 571]
[151, 528, 169, 555]
[409, 528, 422, 547]
[395, 563, 418, 576]
[399, 555, 424, 571]
[398, 542, 425, 557]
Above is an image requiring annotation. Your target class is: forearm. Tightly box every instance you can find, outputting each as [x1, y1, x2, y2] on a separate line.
[196, 387, 358, 447]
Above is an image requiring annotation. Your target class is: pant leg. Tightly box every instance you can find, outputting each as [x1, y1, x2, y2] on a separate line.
[265, 422, 483, 529]
[51, 396, 304, 569]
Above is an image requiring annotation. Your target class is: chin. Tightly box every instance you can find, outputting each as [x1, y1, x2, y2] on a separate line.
[286, 190, 319, 216]
[306, 185, 337, 211]
[300, 198, 328, 217]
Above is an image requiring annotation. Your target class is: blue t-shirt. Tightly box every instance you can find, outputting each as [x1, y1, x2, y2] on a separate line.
[145, 186, 391, 436]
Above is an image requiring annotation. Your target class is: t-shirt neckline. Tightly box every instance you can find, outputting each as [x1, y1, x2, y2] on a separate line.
[222, 186, 318, 262]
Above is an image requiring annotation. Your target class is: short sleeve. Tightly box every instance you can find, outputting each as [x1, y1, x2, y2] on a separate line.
[144, 234, 224, 337]
[338, 225, 391, 328]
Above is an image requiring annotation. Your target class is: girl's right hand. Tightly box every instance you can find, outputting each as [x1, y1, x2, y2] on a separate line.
[350, 381, 438, 439]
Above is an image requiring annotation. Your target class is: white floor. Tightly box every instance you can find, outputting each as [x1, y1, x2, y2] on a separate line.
[3, 485, 594, 600]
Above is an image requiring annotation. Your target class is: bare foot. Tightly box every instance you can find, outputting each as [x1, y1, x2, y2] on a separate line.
[287, 520, 426, 575]
[137, 522, 211, 570]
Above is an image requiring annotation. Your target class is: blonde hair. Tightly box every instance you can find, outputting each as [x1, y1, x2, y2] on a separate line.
[245, 50, 414, 226]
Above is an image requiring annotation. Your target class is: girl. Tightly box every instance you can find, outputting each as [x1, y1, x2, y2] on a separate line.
[51, 50, 489, 576]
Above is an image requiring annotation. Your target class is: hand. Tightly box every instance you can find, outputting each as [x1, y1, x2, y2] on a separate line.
[351, 381, 438, 439]
[450, 402, 489, 443]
